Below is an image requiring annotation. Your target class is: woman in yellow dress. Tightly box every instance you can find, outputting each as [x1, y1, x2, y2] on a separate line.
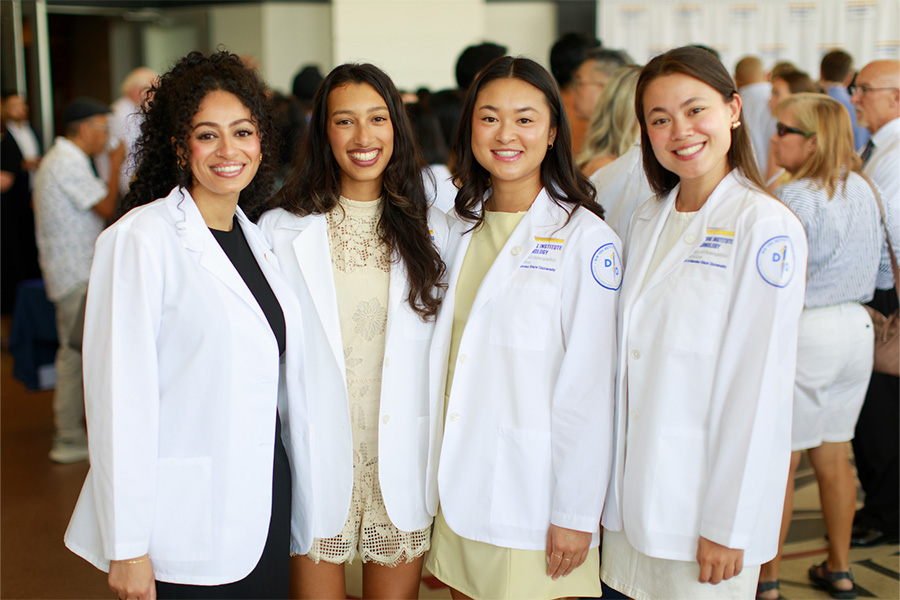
[425, 56, 621, 600]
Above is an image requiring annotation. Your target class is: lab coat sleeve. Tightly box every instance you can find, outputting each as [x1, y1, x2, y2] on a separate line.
[698, 214, 807, 550]
[83, 220, 164, 560]
[549, 225, 620, 533]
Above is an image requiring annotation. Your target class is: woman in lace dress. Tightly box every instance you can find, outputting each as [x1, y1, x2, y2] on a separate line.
[259, 63, 451, 599]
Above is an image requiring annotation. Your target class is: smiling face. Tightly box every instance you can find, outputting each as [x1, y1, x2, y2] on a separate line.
[187, 89, 261, 207]
[642, 72, 740, 198]
[770, 105, 816, 174]
[471, 77, 557, 199]
[326, 82, 394, 201]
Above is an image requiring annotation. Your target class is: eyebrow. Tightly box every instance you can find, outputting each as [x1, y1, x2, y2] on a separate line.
[478, 104, 538, 113]
[192, 118, 255, 130]
[331, 106, 389, 117]
[647, 96, 706, 114]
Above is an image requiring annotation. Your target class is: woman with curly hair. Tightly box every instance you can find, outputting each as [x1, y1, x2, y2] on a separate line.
[424, 56, 619, 600]
[64, 50, 313, 600]
[259, 63, 450, 599]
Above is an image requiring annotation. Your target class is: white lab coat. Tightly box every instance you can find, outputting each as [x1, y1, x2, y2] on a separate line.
[257, 205, 454, 536]
[602, 171, 808, 566]
[64, 187, 314, 585]
[430, 188, 620, 550]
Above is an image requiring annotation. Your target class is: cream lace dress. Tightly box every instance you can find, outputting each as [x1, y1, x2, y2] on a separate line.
[306, 196, 431, 566]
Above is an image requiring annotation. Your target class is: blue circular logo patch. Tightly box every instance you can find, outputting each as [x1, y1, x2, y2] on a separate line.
[591, 243, 622, 290]
[756, 236, 795, 288]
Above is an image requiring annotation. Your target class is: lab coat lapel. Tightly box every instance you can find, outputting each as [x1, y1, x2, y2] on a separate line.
[170, 188, 267, 325]
[289, 216, 345, 376]
[467, 189, 546, 317]
[384, 252, 406, 346]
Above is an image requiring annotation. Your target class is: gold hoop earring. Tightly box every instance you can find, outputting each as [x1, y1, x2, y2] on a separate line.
[177, 156, 187, 171]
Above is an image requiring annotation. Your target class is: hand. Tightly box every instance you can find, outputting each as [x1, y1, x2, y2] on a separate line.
[696, 536, 744, 584]
[545, 524, 592, 581]
[108, 554, 156, 600]
[109, 142, 127, 169]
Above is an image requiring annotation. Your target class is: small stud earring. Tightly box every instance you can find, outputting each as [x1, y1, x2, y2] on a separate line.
[548, 142, 554, 150]
[731, 121, 741, 130]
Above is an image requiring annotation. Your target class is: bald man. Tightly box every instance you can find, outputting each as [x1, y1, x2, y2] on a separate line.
[734, 56, 775, 175]
[850, 59, 900, 548]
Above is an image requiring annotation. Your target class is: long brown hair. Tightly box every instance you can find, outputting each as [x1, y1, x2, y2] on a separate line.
[635, 46, 768, 198]
[452, 56, 603, 227]
[272, 63, 445, 320]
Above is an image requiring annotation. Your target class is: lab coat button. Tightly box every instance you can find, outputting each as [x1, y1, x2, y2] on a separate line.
[685, 233, 697, 244]
[630, 410, 640, 420]
[449, 412, 460, 423]
[631, 349, 641, 360]
[459, 354, 467, 364]
[384, 357, 390, 367]
[512, 246, 522, 256]
[382, 415, 390, 424]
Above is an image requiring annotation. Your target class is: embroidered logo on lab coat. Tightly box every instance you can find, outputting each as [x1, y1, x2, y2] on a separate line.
[685, 229, 734, 269]
[590, 243, 622, 290]
[520, 237, 564, 272]
[756, 236, 795, 288]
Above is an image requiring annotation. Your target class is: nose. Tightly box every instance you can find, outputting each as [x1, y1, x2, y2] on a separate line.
[353, 121, 373, 146]
[670, 116, 692, 140]
[495, 119, 516, 144]
[216, 135, 236, 157]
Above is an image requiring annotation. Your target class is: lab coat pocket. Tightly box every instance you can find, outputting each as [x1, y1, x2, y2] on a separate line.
[148, 457, 213, 561]
[489, 285, 554, 350]
[490, 428, 552, 529]
[647, 428, 708, 537]
[658, 278, 726, 355]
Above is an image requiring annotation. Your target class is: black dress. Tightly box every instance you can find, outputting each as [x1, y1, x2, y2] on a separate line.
[155, 218, 291, 599]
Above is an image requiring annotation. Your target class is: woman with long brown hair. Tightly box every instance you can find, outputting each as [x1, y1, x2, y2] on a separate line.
[260, 63, 450, 599]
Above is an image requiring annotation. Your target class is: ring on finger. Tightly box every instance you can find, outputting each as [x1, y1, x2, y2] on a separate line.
[562, 556, 571, 561]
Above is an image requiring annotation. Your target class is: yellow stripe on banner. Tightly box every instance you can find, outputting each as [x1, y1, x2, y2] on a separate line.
[706, 230, 734, 236]
[534, 237, 565, 243]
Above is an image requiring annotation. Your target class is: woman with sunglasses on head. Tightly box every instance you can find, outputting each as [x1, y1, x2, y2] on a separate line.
[756, 93, 891, 600]
[64, 50, 313, 600]
[425, 56, 619, 600]
[600, 46, 808, 600]
[260, 63, 451, 599]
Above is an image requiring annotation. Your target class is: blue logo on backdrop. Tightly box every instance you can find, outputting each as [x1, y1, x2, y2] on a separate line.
[591, 244, 622, 290]
[756, 236, 795, 288]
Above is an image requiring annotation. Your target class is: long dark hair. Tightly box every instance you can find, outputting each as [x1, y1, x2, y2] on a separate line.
[118, 50, 276, 220]
[452, 56, 602, 227]
[635, 46, 767, 198]
[272, 63, 445, 320]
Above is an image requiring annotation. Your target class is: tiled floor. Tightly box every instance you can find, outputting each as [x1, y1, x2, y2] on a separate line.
[1, 317, 896, 599]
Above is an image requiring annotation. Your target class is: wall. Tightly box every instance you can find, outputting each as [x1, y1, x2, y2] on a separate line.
[598, 0, 900, 76]
[485, 1, 557, 68]
[262, 3, 332, 94]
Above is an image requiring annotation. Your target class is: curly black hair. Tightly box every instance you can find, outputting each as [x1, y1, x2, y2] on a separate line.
[272, 63, 446, 321]
[117, 50, 276, 221]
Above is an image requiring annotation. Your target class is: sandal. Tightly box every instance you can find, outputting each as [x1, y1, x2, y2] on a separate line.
[808, 561, 857, 599]
[756, 580, 783, 600]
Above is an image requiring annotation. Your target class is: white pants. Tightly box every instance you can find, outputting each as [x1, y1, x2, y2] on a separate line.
[791, 302, 874, 451]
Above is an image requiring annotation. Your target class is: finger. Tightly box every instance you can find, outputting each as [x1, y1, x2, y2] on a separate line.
[546, 552, 564, 578]
[710, 561, 724, 585]
[722, 560, 735, 582]
[735, 555, 744, 578]
[560, 556, 576, 577]
[698, 559, 711, 583]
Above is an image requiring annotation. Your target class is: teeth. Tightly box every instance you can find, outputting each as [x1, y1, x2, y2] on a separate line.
[675, 143, 703, 156]
[350, 150, 378, 161]
[212, 164, 242, 173]
[494, 150, 521, 158]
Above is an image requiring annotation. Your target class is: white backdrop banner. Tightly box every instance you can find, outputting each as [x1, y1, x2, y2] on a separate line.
[599, 0, 899, 76]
